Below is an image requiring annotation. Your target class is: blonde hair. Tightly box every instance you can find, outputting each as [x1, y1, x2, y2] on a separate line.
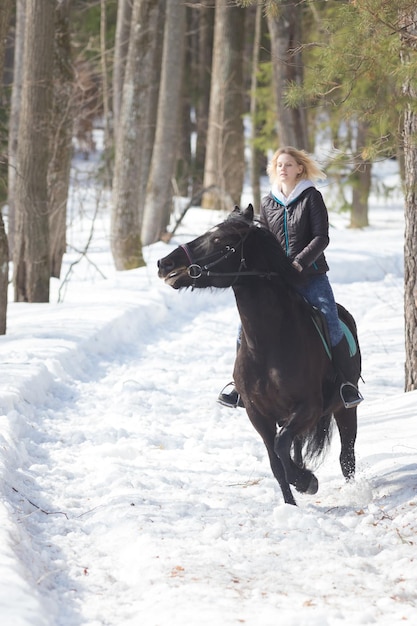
[267, 146, 327, 184]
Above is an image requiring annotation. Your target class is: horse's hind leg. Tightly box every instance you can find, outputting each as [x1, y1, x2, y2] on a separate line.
[334, 406, 357, 480]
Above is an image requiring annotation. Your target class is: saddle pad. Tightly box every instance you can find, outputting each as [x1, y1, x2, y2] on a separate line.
[340, 320, 357, 357]
[311, 310, 357, 359]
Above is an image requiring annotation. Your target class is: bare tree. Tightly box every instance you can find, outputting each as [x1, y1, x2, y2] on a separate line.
[0, 212, 7, 334]
[113, 0, 133, 142]
[0, 0, 13, 333]
[350, 120, 371, 229]
[190, 0, 214, 197]
[202, 0, 245, 209]
[48, 0, 74, 278]
[100, 0, 112, 185]
[7, 0, 26, 259]
[136, 4, 165, 215]
[111, 0, 162, 270]
[249, 3, 263, 213]
[400, 6, 417, 391]
[13, 0, 55, 302]
[0, 0, 12, 71]
[141, 0, 186, 245]
[175, 5, 194, 197]
[267, 0, 309, 150]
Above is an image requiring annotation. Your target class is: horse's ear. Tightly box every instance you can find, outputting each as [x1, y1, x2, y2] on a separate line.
[242, 203, 254, 222]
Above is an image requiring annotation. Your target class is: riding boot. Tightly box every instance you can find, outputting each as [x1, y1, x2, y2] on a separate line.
[217, 339, 244, 408]
[332, 335, 363, 409]
[217, 382, 244, 408]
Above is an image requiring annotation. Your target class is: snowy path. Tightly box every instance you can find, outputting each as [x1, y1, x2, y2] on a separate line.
[5, 274, 417, 626]
[1, 201, 417, 625]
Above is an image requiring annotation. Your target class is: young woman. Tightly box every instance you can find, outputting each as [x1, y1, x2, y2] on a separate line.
[218, 146, 363, 409]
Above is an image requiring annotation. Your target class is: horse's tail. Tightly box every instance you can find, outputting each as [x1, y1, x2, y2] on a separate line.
[302, 414, 333, 468]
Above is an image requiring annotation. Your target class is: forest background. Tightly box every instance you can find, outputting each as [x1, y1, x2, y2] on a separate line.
[0, 0, 416, 390]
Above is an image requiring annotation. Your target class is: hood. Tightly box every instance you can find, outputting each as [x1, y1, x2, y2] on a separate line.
[271, 179, 315, 206]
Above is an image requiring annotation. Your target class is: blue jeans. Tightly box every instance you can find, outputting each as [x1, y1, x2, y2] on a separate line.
[295, 274, 343, 346]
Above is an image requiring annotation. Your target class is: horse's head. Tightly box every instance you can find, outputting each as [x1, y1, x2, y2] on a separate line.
[157, 204, 255, 290]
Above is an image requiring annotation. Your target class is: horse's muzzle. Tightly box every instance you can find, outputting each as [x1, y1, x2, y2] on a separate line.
[157, 255, 190, 289]
[157, 257, 175, 279]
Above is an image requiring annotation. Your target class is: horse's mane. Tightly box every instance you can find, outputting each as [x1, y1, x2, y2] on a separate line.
[226, 213, 305, 289]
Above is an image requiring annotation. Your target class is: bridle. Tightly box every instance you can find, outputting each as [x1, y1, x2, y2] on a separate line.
[180, 242, 244, 280]
[180, 225, 279, 286]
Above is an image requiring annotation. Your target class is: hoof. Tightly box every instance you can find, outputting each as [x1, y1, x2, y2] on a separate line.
[295, 472, 318, 495]
[305, 475, 319, 495]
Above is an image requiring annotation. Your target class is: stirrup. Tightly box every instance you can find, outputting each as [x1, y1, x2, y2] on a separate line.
[340, 382, 363, 409]
[217, 382, 244, 408]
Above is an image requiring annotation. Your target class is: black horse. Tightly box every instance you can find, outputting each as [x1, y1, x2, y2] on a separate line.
[157, 204, 360, 505]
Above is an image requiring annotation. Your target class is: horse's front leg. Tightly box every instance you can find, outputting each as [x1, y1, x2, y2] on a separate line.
[333, 406, 357, 480]
[274, 426, 319, 495]
[265, 445, 297, 506]
[244, 406, 297, 505]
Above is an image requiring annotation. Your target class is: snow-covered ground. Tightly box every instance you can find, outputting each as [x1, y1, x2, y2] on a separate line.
[0, 154, 416, 626]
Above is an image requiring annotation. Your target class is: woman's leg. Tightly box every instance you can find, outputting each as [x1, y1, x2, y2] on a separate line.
[296, 275, 362, 408]
[295, 274, 342, 347]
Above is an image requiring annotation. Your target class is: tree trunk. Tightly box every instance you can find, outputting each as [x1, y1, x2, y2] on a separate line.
[7, 0, 25, 260]
[403, 115, 417, 390]
[400, 9, 417, 391]
[141, 0, 186, 245]
[13, 0, 55, 303]
[48, 0, 74, 279]
[350, 121, 371, 228]
[136, 3, 165, 219]
[267, 1, 309, 150]
[176, 76, 192, 197]
[0, 0, 12, 71]
[0, 0, 12, 333]
[0, 3, 11, 91]
[0, 215, 8, 334]
[191, 0, 213, 197]
[111, 0, 161, 270]
[249, 3, 262, 213]
[350, 161, 371, 228]
[175, 5, 193, 197]
[202, 0, 245, 209]
[100, 0, 112, 186]
[112, 0, 133, 143]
